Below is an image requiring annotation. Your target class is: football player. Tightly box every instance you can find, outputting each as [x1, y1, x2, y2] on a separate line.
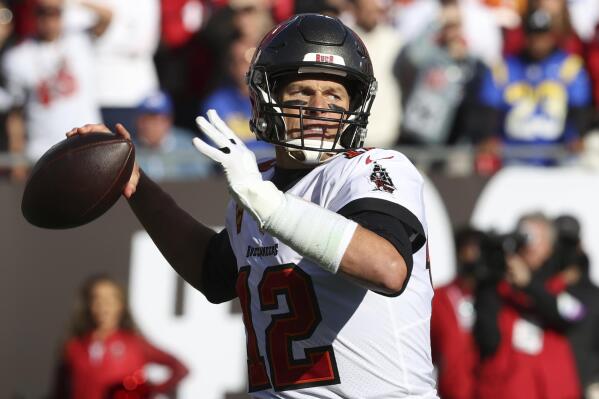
[69, 13, 437, 398]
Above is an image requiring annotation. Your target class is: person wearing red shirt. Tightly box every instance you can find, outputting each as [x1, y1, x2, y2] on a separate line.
[474, 213, 583, 399]
[50, 275, 188, 399]
[431, 228, 484, 399]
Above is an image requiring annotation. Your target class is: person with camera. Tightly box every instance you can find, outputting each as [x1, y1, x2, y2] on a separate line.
[474, 212, 583, 399]
[431, 227, 486, 399]
[553, 215, 599, 399]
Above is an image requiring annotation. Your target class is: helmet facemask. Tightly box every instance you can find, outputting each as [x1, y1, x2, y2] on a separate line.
[249, 66, 377, 165]
[247, 13, 378, 165]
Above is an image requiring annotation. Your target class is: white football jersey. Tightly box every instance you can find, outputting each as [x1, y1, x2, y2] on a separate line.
[225, 148, 438, 398]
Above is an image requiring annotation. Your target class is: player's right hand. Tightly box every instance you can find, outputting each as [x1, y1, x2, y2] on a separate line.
[66, 123, 140, 199]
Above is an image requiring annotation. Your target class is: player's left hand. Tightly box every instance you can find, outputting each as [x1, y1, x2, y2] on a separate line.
[193, 110, 284, 227]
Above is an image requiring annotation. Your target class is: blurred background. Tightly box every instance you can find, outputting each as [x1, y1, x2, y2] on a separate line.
[1, 0, 599, 398]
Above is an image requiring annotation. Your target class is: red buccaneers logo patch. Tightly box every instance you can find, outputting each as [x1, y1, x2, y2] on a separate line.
[370, 162, 396, 194]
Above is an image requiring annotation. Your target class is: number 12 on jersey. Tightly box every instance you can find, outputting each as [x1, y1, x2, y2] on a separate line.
[236, 264, 341, 392]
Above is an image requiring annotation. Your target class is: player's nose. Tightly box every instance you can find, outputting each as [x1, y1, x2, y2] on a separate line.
[307, 93, 326, 113]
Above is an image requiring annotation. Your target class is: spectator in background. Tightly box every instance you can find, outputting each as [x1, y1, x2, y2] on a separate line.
[93, 0, 160, 133]
[552, 215, 599, 399]
[158, 4, 233, 133]
[479, 8, 592, 166]
[200, 33, 273, 158]
[49, 274, 188, 399]
[474, 212, 583, 399]
[134, 90, 212, 181]
[163, 1, 275, 134]
[503, 0, 585, 56]
[229, 0, 274, 45]
[392, 0, 503, 68]
[344, 0, 403, 148]
[395, 2, 488, 148]
[2, 0, 111, 180]
[535, 0, 582, 53]
[431, 227, 485, 399]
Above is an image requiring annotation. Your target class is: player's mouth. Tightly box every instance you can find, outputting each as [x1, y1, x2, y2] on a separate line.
[291, 125, 339, 140]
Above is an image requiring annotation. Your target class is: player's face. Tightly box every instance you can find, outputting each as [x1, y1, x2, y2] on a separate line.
[279, 78, 350, 144]
[90, 280, 124, 331]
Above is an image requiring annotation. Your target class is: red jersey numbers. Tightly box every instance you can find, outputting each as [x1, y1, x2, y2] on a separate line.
[259, 265, 339, 390]
[236, 264, 340, 392]
[236, 267, 271, 391]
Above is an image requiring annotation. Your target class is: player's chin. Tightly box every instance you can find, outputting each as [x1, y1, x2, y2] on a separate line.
[287, 148, 335, 164]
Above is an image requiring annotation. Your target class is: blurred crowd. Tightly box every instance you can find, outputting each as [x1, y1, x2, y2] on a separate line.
[0, 0, 598, 181]
[432, 214, 599, 399]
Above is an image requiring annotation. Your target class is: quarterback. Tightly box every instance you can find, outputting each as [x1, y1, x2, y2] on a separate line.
[69, 14, 438, 398]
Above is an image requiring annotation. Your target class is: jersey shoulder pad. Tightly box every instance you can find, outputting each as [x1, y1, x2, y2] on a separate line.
[327, 148, 423, 209]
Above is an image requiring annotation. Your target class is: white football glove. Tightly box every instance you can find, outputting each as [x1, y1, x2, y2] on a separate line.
[194, 109, 357, 274]
[193, 110, 284, 227]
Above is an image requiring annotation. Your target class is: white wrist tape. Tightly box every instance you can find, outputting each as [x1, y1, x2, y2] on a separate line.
[230, 180, 285, 228]
[262, 193, 358, 274]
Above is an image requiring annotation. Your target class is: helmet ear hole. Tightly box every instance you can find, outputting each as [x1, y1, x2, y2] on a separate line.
[256, 118, 268, 133]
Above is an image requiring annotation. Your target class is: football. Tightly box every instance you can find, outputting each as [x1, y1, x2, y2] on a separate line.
[21, 133, 135, 229]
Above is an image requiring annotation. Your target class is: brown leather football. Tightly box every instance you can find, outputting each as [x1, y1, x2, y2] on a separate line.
[21, 133, 135, 229]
